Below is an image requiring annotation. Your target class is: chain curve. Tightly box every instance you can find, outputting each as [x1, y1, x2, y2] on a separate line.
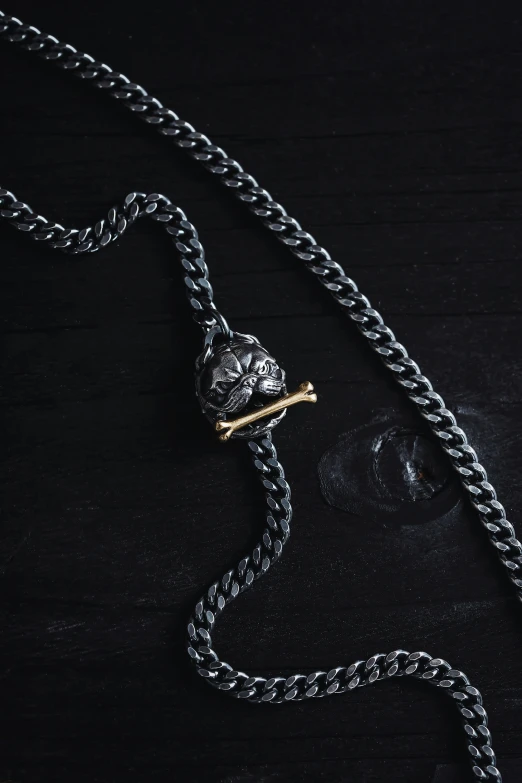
[1, 12, 521, 781]
[0, 188, 231, 336]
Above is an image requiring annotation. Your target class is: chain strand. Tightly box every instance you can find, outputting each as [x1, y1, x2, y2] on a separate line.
[0, 188, 232, 336]
[1, 12, 520, 781]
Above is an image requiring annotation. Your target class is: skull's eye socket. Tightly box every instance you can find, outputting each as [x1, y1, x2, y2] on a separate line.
[215, 381, 232, 394]
[213, 368, 241, 395]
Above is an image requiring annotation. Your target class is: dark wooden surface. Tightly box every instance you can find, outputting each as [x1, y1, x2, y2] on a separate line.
[2, 3, 522, 781]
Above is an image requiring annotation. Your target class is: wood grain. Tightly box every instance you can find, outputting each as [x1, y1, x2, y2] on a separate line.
[1, 2, 522, 781]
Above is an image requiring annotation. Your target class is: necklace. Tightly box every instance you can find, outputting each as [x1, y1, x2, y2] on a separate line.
[1, 12, 519, 782]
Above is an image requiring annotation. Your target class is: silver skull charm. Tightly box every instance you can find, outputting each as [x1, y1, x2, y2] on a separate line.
[196, 332, 287, 439]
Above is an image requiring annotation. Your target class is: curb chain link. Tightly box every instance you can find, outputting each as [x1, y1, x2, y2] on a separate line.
[0, 187, 230, 334]
[1, 12, 519, 781]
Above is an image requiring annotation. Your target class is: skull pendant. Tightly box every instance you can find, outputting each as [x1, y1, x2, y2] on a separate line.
[196, 332, 287, 439]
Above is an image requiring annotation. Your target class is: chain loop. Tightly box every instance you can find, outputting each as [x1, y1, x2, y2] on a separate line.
[0, 187, 228, 335]
[0, 12, 518, 781]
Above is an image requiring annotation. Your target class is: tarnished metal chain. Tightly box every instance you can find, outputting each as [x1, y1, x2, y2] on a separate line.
[1, 11, 520, 781]
[189, 435, 502, 782]
[0, 188, 232, 337]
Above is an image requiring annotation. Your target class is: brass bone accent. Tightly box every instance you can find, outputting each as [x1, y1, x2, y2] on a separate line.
[215, 381, 317, 441]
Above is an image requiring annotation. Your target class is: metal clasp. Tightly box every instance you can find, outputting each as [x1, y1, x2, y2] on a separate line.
[215, 381, 317, 441]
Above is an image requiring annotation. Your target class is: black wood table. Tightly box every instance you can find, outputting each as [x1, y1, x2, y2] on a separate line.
[1, 3, 521, 781]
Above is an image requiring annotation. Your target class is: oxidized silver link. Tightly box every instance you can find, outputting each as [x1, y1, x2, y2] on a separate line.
[0, 187, 229, 337]
[188, 436, 502, 782]
[0, 12, 516, 781]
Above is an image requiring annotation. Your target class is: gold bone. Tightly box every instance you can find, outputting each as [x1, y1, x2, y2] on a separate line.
[215, 381, 317, 442]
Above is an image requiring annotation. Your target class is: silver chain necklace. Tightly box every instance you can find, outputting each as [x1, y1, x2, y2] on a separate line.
[1, 12, 519, 782]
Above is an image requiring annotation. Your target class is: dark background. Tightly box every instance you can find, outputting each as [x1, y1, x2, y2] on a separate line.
[1, 3, 522, 782]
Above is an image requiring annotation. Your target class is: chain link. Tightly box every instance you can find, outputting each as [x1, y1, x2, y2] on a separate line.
[0, 187, 231, 336]
[1, 12, 520, 781]
[189, 435, 502, 782]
